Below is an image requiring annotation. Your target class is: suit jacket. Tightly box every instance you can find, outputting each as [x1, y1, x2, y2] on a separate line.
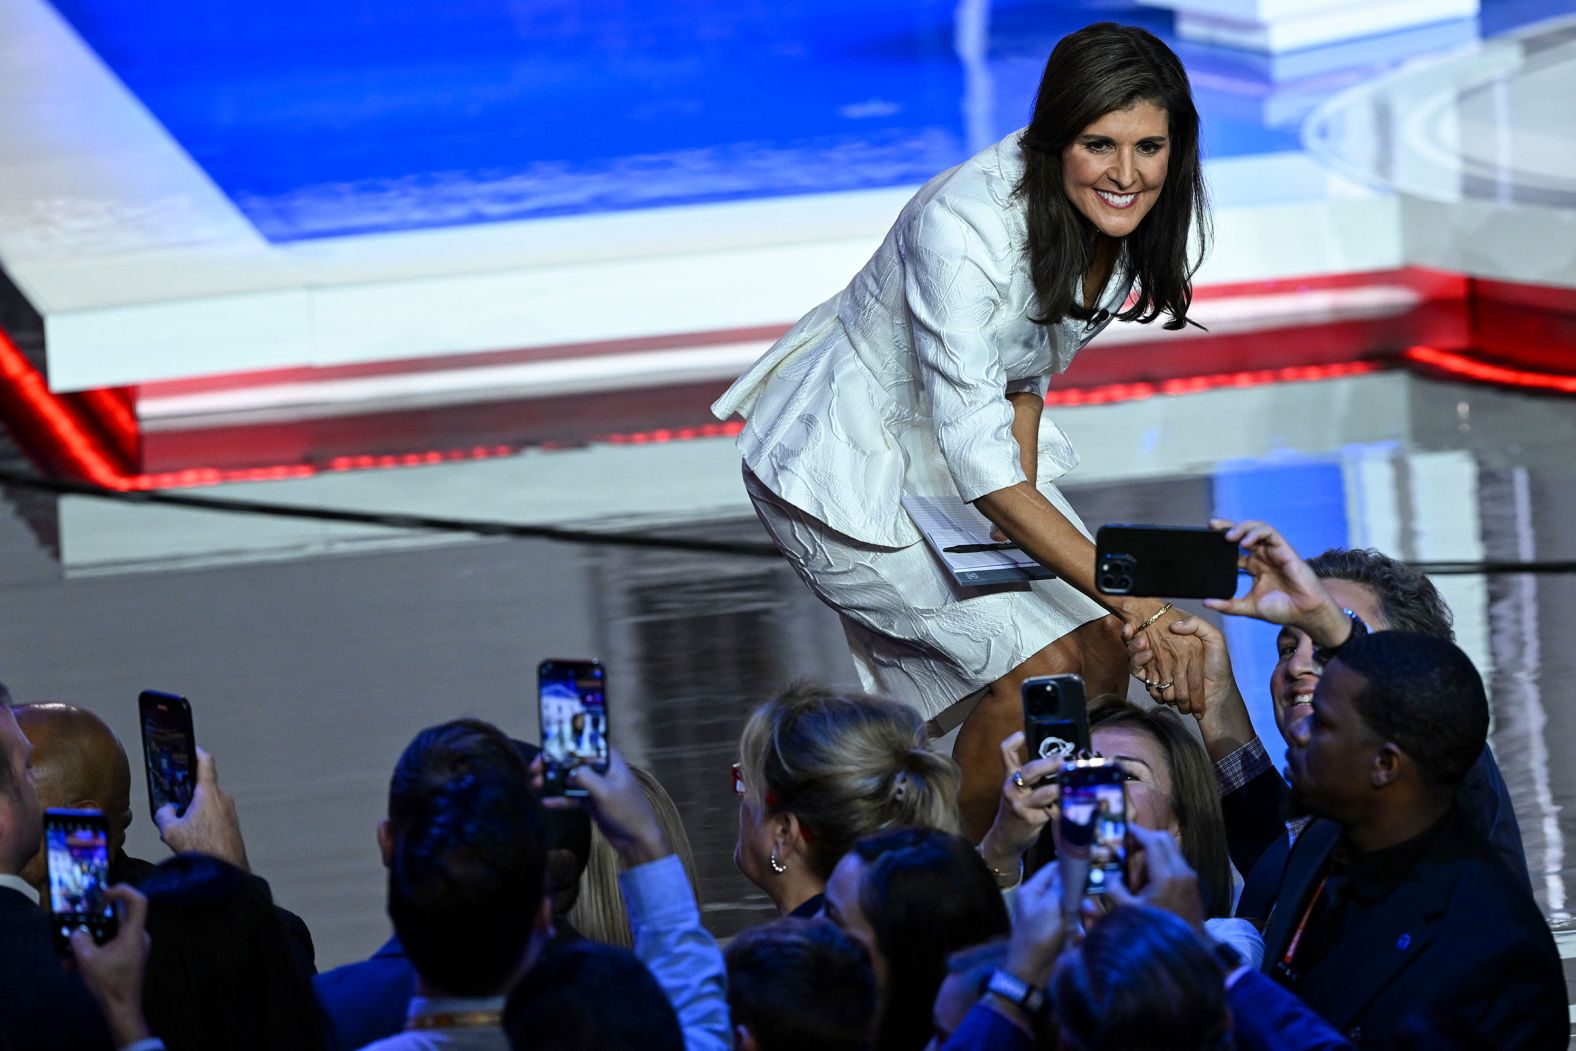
[712, 131, 1132, 548]
[1224, 745, 1530, 895]
[314, 935, 415, 1051]
[315, 924, 584, 1051]
[1261, 810, 1565, 1049]
[0, 886, 112, 1051]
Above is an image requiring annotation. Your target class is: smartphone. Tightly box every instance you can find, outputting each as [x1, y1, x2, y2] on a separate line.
[1021, 674, 1089, 771]
[44, 808, 117, 953]
[1058, 758, 1127, 895]
[537, 659, 608, 798]
[1095, 524, 1238, 599]
[139, 690, 196, 822]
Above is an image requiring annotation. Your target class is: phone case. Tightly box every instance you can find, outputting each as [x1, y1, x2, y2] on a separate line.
[1021, 674, 1089, 764]
[1094, 524, 1238, 599]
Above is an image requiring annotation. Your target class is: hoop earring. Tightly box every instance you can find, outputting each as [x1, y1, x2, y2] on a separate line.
[769, 850, 788, 875]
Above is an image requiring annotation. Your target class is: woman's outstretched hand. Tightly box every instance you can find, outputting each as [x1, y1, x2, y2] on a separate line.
[1125, 606, 1206, 715]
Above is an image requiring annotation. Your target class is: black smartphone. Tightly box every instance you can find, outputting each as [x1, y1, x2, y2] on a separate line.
[537, 659, 608, 798]
[138, 690, 196, 821]
[44, 808, 117, 953]
[1095, 524, 1238, 599]
[1058, 758, 1127, 896]
[1021, 674, 1089, 769]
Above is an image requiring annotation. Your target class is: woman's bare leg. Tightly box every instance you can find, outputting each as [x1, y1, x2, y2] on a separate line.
[952, 615, 1128, 842]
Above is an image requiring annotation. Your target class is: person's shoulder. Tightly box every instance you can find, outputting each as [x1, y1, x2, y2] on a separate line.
[900, 132, 1026, 246]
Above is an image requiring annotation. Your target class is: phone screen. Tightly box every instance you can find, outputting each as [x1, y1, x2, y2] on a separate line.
[1059, 762, 1127, 895]
[139, 691, 195, 819]
[538, 660, 608, 796]
[45, 809, 116, 950]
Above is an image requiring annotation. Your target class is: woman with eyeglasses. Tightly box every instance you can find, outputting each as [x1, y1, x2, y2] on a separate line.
[733, 684, 961, 918]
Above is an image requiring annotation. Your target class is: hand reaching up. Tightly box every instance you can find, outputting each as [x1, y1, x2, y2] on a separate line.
[155, 749, 250, 872]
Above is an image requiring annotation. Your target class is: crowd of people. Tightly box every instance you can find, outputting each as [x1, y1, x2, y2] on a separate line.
[0, 518, 1567, 1051]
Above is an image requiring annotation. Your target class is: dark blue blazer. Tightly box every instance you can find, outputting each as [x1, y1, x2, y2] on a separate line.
[312, 935, 415, 1051]
[0, 886, 112, 1051]
[1261, 810, 1566, 1048]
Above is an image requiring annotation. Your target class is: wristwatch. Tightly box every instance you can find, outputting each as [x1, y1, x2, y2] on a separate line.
[1313, 607, 1369, 666]
[986, 968, 1048, 1016]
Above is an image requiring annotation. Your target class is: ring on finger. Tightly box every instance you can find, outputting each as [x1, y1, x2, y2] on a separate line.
[1011, 770, 1027, 790]
[1154, 681, 1174, 691]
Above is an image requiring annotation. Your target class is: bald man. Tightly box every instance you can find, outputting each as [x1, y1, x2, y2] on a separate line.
[13, 701, 317, 977]
[14, 704, 152, 894]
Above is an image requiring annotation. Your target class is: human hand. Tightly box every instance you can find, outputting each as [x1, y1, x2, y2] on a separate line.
[978, 732, 1060, 878]
[156, 749, 250, 872]
[70, 885, 153, 1047]
[1005, 859, 1074, 986]
[1132, 615, 1256, 757]
[1108, 824, 1205, 934]
[1125, 607, 1206, 714]
[1203, 519, 1348, 645]
[531, 749, 670, 867]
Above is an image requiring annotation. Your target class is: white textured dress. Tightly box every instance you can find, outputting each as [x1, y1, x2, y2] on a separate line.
[713, 131, 1134, 719]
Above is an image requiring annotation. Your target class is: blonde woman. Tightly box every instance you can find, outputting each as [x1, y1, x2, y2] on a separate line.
[568, 765, 700, 949]
[732, 684, 961, 918]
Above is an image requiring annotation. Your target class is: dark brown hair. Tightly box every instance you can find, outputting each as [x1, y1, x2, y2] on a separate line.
[1017, 22, 1209, 329]
[1090, 697, 1233, 918]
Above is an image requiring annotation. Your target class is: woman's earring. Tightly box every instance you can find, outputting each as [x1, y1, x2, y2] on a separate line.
[769, 849, 788, 875]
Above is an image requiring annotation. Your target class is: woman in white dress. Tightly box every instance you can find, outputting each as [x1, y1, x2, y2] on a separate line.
[712, 23, 1211, 838]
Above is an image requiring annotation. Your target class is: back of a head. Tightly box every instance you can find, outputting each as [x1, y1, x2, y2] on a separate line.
[852, 827, 1010, 1051]
[504, 940, 682, 1051]
[1088, 698, 1233, 918]
[140, 854, 324, 1051]
[726, 918, 874, 1051]
[568, 764, 699, 949]
[387, 718, 531, 836]
[1053, 905, 1230, 1051]
[739, 683, 961, 880]
[1307, 547, 1454, 640]
[389, 771, 546, 995]
[1334, 632, 1488, 795]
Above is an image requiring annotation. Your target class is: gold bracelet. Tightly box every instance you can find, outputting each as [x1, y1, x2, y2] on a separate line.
[1134, 602, 1173, 632]
[976, 845, 1023, 889]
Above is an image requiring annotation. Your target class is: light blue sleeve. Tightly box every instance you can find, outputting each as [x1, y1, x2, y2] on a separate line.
[619, 854, 731, 1051]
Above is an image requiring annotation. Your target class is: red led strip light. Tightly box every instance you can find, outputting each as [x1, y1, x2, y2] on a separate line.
[1403, 345, 1576, 394]
[3, 331, 1572, 493]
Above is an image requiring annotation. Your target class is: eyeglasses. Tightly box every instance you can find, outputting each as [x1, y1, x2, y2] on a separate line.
[731, 761, 746, 797]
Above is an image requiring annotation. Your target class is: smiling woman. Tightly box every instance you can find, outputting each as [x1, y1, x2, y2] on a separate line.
[713, 22, 1213, 842]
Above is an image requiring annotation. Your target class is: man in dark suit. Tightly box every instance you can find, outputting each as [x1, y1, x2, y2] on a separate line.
[1128, 533, 1528, 913]
[0, 686, 112, 1051]
[1257, 628, 1565, 1047]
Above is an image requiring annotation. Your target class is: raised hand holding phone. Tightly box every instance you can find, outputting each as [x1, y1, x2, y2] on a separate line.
[531, 748, 670, 866]
[155, 748, 249, 872]
[978, 731, 1061, 882]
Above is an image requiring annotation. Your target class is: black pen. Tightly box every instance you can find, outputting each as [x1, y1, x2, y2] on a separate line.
[944, 541, 1021, 553]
